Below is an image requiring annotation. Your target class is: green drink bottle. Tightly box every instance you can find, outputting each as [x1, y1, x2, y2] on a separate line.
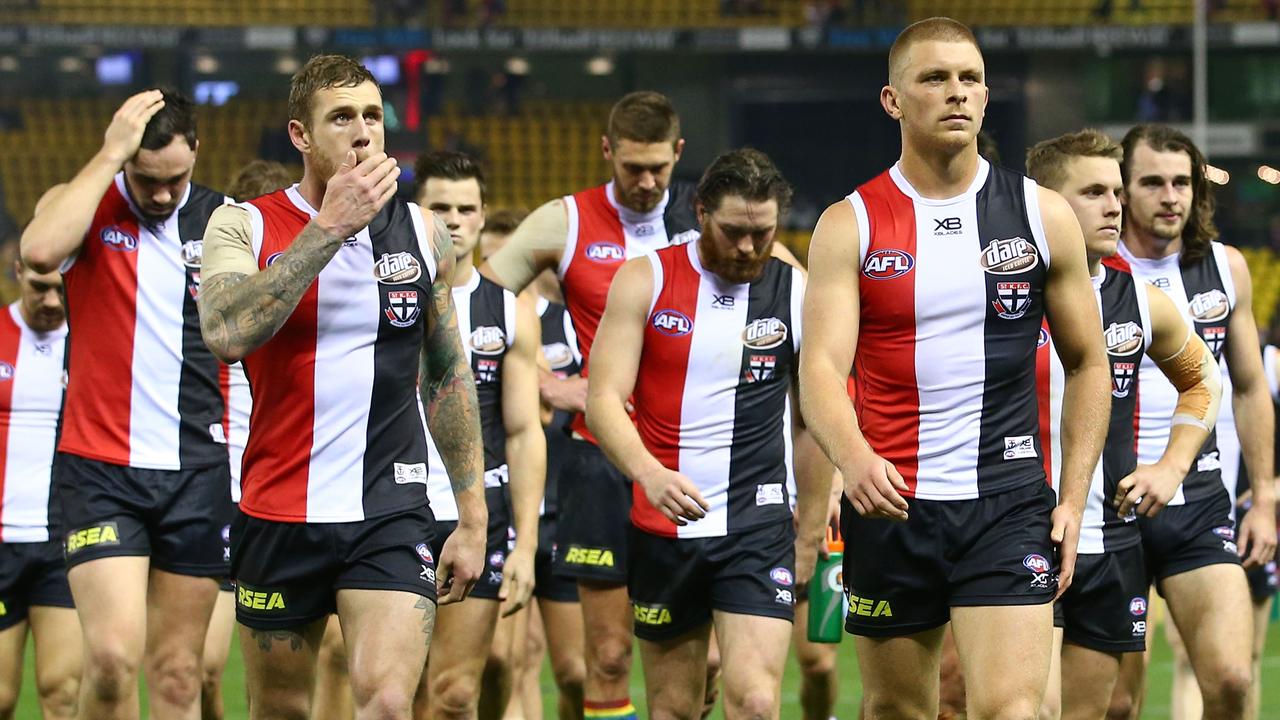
[807, 528, 845, 643]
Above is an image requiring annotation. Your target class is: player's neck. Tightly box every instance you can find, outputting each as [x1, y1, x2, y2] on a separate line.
[450, 256, 476, 287]
[298, 172, 328, 215]
[1121, 227, 1182, 260]
[1087, 256, 1103, 278]
[897, 143, 980, 200]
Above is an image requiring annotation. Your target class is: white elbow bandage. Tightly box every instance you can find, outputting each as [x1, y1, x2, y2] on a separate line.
[1155, 331, 1221, 432]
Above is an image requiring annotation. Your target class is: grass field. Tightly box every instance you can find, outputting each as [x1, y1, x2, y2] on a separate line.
[13, 615, 1280, 718]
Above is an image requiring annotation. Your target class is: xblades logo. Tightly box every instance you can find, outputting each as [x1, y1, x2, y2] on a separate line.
[934, 217, 962, 234]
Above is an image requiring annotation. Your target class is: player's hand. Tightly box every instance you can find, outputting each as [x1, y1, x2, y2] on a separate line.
[540, 372, 588, 414]
[498, 544, 536, 617]
[101, 90, 166, 166]
[637, 466, 709, 526]
[793, 537, 820, 592]
[315, 150, 399, 239]
[840, 450, 908, 522]
[1050, 502, 1082, 600]
[1114, 461, 1183, 518]
[1237, 496, 1277, 570]
[436, 522, 485, 605]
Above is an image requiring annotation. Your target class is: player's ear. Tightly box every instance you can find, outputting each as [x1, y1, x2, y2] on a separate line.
[288, 119, 310, 154]
[601, 135, 613, 162]
[880, 85, 902, 120]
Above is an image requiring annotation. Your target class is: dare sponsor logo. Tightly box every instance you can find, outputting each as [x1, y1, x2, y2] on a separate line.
[1104, 321, 1144, 356]
[742, 317, 788, 350]
[542, 342, 574, 371]
[100, 225, 138, 252]
[1189, 289, 1229, 323]
[374, 252, 423, 284]
[65, 522, 121, 554]
[237, 583, 286, 611]
[652, 309, 693, 336]
[862, 249, 915, 280]
[979, 237, 1038, 275]
[470, 326, 507, 355]
[180, 239, 203, 268]
[585, 241, 625, 264]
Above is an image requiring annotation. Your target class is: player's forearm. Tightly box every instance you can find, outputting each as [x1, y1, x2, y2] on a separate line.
[792, 427, 833, 551]
[505, 426, 546, 551]
[21, 152, 121, 272]
[539, 368, 586, 414]
[198, 222, 345, 362]
[422, 343, 486, 528]
[1234, 383, 1276, 502]
[798, 358, 870, 471]
[1057, 361, 1111, 510]
[586, 391, 664, 483]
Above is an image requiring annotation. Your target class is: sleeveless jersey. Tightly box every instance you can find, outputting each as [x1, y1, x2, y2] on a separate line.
[238, 186, 437, 523]
[0, 304, 68, 542]
[426, 272, 516, 522]
[1114, 240, 1235, 506]
[59, 173, 228, 470]
[538, 297, 581, 518]
[1040, 265, 1152, 554]
[559, 179, 699, 442]
[632, 241, 804, 538]
[219, 361, 251, 502]
[849, 159, 1052, 500]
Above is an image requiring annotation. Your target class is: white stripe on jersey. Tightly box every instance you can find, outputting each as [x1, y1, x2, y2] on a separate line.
[1, 306, 67, 542]
[127, 176, 192, 468]
[893, 168, 988, 500]
[1217, 360, 1239, 518]
[227, 361, 251, 503]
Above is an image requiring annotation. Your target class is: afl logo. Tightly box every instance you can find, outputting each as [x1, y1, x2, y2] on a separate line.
[415, 543, 434, 564]
[265, 252, 284, 267]
[0, 362, 13, 381]
[1129, 597, 1147, 616]
[1104, 321, 1143, 356]
[542, 342, 574, 370]
[1023, 554, 1051, 574]
[585, 241, 625, 264]
[862, 249, 914, 280]
[470, 326, 507, 355]
[980, 237, 1038, 275]
[652, 309, 692, 336]
[1037, 326, 1050, 348]
[770, 567, 794, 586]
[742, 318, 788, 350]
[100, 226, 138, 252]
[1189, 289, 1229, 322]
[374, 252, 422, 284]
[180, 239, 203, 269]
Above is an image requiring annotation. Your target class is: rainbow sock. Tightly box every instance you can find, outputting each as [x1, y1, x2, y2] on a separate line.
[584, 698, 638, 720]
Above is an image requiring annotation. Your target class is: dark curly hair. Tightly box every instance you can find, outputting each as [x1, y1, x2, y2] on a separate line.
[1121, 124, 1218, 267]
[695, 148, 792, 216]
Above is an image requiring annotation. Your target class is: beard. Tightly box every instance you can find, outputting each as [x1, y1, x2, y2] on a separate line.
[700, 233, 773, 284]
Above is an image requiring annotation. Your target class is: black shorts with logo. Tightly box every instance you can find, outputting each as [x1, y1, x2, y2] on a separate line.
[1059, 544, 1149, 654]
[1138, 491, 1239, 586]
[841, 481, 1058, 638]
[56, 452, 231, 577]
[629, 519, 796, 642]
[0, 541, 74, 630]
[430, 486, 510, 602]
[534, 514, 578, 602]
[554, 438, 631, 584]
[230, 504, 437, 630]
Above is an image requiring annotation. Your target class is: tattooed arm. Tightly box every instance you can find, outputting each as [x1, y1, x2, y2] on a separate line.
[421, 212, 487, 604]
[199, 150, 402, 362]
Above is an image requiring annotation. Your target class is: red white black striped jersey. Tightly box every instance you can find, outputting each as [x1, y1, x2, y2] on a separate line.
[1114, 240, 1235, 506]
[59, 173, 229, 470]
[559, 180, 699, 442]
[849, 159, 1051, 500]
[219, 362, 251, 502]
[1040, 265, 1152, 554]
[426, 272, 516, 522]
[237, 186, 437, 523]
[631, 240, 804, 538]
[0, 304, 67, 542]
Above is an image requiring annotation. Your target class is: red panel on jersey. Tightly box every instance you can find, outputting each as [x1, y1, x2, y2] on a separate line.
[238, 192, 318, 520]
[631, 249, 700, 536]
[0, 310, 21, 536]
[851, 173, 922, 494]
[58, 184, 138, 464]
[218, 363, 231, 442]
[563, 185, 627, 444]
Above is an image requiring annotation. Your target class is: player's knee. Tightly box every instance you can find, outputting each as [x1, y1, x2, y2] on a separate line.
[0, 680, 18, 718]
[1103, 691, 1136, 720]
[430, 670, 481, 720]
[726, 687, 777, 720]
[1202, 663, 1250, 710]
[354, 684, 415, 720]
[796, 646, 836, 677]
[82, 644, 139, 702]
[35, 670, 78, 718]
[251, 690, 311, 720]
[587, 635, 632, 684]
[862, 692, 933, 720]
[147, 647, 203, 707]
[967, 695, 1041, 720]
[550, 651, 585, 693]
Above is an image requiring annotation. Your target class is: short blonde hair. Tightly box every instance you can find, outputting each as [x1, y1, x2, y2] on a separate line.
[1026, 129, 1121, 192]
[887, 17, 980, 85]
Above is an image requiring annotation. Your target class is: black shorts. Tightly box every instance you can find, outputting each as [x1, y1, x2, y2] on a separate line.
[230, 505, 437, 630]
[55, 452, 231, 577]
[534, 514, 578, 602]
[1058, 545, 1149, 654]
[554, 438, 630, 584]
[629, 519, 796, 642]
[841, 481, 1058, 638]
[1247, 561, 1278, 603]
[430, 486, 510, 602]
[0, 541, 74, 630]
[1138, 491, 1239, 585]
